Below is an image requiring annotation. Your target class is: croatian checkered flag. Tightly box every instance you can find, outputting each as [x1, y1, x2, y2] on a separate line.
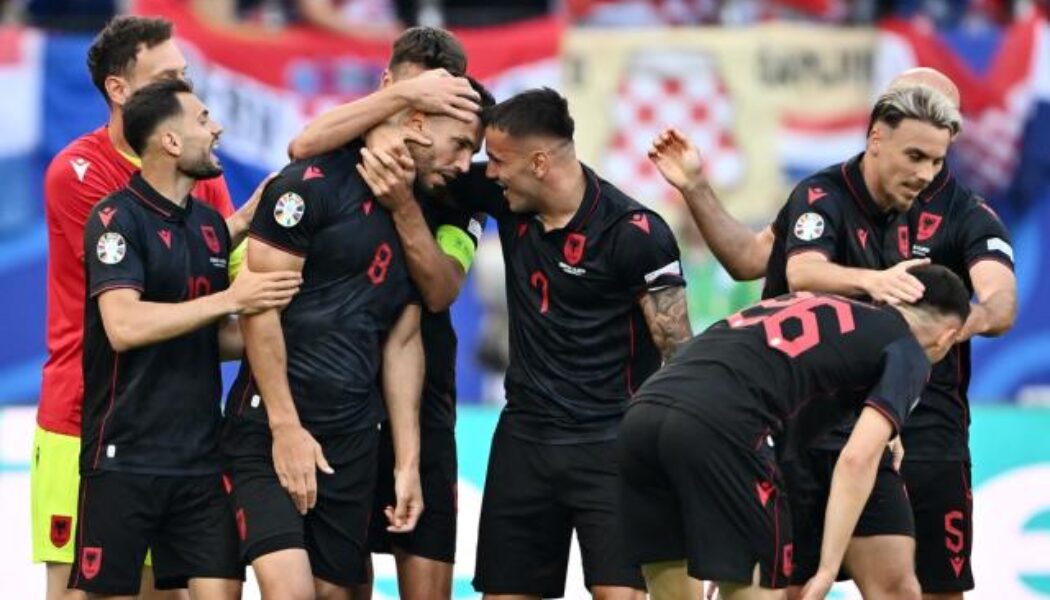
[602, 49, 744, 203]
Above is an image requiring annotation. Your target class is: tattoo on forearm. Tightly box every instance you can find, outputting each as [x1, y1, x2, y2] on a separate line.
[640, 286, 692, 362]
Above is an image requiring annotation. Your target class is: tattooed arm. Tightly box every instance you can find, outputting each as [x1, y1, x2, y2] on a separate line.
[639, 286, 692, 362]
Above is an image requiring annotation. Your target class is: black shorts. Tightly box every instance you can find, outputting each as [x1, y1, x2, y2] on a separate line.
[221, 418, 379, 588]
[782, 446, 914, 584]
[619, 402, 793, 588]
[369, 424, 457, 563]
[473, 414, 645, 597]
[902, 459, 974, 593]
[68, 470, 242, 596]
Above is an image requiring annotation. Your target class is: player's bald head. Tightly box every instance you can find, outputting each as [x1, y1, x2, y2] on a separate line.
[887, 68, 961, 109]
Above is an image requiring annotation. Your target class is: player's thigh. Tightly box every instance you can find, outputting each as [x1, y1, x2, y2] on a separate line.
[305, 427, 380, 589]
[473, 419, 571, 597]
[150, 474, 244, 589]
[253, 548, 314, 600]
[902, 459, 975, 593]
[68, 472, 157, 596]
[844, 535, 920, 600]
[640, 561, 701, 600]
[779, 448, 833, 587]
[222, 418, 305, 566]
[385, 426, 458, 564]
[32, 426, 81, 564]
[852, 455, 915, 540]
[563, 438, 645, 591]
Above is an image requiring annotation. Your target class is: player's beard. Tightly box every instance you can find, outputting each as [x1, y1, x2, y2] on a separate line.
[406, 143, 441, 195]
[179, 151, 223, 181]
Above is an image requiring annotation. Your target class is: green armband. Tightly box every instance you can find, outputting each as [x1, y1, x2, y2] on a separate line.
[436, 225, 476, 272]
[228, 240, 247, 281]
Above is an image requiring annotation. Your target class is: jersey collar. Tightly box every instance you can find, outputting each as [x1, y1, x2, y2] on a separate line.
[563, 163, 603, 232]
[127, 172, 192, 221]
[842, 153, 895, 225]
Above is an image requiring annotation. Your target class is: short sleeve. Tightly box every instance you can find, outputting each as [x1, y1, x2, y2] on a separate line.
[865, 335, 931, 435]
[45, 151, 122, 262]
[612, 210, 685, 294]
[782, 181, 845, 260]
[84, 197, 146, 297]
[447, 163, 511, 220]
[957, 197, 1014, 270]
[248, 172, 327, 257]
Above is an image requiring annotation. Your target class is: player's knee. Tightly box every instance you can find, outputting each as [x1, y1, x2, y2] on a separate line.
[258, 579, 314, 600]
[879, 573, 922, 600]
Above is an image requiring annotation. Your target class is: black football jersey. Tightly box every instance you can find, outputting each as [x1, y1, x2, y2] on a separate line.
[452, 163, 685, 443]
[764, 154, 911, 300]
[762, 156, 1015, 460]
[899, 170, 1014, 460]
[81, 173, 231, 475]
[634, 293, 931, 461]
[225, 141, 419, 434]
[418, 199, 486, 430]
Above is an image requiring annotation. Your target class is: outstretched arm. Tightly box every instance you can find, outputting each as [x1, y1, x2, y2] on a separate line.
[289, 70, 480, 159]
[649, 128, 772, 281]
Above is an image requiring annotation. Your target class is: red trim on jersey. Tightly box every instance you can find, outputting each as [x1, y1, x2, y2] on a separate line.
[771, 485, 782, 587]
[786, 246, 833, 261]
[89, 282, 144, 299]
[863, 398, 902, 435]
[576, 170, 604, 230]
[247, 232, 307, 258]
[92, 355, 120, 469]
[126, 185, 173, 218]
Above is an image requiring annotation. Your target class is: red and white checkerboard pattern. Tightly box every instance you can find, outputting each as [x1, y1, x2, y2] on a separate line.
[600, 50, 744, 203]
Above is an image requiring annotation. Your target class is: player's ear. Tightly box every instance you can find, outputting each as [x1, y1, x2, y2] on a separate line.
[868, 123, 883, 156]
[159, 129, 182, 157]
[105, 75, 131, 107]
[380, 69, 394, 89]
[530, 150, 549, 178]
[406, 110, 427, 131]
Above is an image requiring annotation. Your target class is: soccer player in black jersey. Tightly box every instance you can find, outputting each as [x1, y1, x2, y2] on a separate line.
[72, 79, 301, 598]
[649, 74, 1016, 599]
[221, 66, 489, 600]
[619, 265, 971, 600]
[286, 27, 491, 600]
[448, 89, 691, 600]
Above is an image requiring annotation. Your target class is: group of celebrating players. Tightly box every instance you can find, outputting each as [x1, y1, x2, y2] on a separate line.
[31, 13, 1016, 600]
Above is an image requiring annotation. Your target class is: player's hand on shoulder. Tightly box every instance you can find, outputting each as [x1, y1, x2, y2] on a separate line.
[385, 466, 424, 533]
[649, 127, 708, 194]
[357, 146, 417, 212]
[225, 266, 302, 314]
[396, 68, 481, 124]
[862, 258, 929, 305]
[271, 422, 333, 515]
